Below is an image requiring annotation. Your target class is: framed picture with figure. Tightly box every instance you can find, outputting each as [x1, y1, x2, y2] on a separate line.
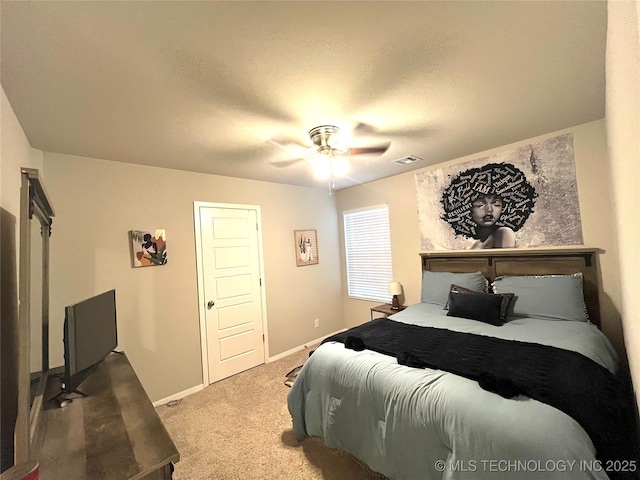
[130, 229, 167, 267]
[294, 229, 319, 266]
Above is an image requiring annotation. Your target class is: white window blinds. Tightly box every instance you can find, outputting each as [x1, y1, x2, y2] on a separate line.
[343, 205, 393, 302]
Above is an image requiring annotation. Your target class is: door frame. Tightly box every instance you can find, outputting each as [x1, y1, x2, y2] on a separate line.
[193, 201, 269, 386]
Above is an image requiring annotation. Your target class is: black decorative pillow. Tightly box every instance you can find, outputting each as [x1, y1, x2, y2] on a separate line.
[446, 288, 514, 326]
[445, 284, 514, 324]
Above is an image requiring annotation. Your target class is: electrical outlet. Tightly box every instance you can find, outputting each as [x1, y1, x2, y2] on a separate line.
[314, 318, 319, 328]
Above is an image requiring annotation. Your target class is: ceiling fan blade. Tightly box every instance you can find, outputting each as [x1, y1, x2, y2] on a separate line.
[353, 122, 438, 139]
[266, 135, 312, 168]
[347, 142, 391, 156]
[270, 157, 305, 168]
[352, 122, 378, 136]
[268, 135, 309, 150]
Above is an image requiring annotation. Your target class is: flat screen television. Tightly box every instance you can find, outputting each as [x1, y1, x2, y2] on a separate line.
[62, 289, 118, 395]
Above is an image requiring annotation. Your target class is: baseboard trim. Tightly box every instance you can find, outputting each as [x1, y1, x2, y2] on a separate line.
[153, 329, 347, 406]
[153, 383, 204, 407]
[267, 329, 346, 363]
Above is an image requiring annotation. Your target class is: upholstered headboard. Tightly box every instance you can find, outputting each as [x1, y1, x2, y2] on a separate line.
[420, 247, 603, 328]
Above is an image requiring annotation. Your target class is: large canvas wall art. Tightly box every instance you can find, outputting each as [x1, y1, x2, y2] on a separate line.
[414, 133, 583, 250]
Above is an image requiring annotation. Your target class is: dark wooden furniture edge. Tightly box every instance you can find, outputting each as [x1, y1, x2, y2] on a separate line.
[370, 304, 407, 320]
[7, 168, 56, 472]
[420, 247, 603, 328]
[38, 352, 179, 479]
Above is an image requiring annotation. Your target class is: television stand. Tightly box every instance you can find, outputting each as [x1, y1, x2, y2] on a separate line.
[49, 385, 88, 407]
[39, 352, 179, 479]
[51, 388, 86, 408]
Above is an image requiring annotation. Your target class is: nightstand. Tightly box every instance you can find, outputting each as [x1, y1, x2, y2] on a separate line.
[370, 303, 406, 320]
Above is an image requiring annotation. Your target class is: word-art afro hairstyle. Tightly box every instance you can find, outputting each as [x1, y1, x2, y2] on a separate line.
[440, 162, 538, 239]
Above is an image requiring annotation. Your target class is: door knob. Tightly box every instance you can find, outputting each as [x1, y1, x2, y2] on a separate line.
[207, 300, 215, 309]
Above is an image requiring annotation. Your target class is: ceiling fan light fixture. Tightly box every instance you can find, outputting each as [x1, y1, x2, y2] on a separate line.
[331, 131, 351, 150]
[332, 156, 350, 177]
[312, 156, 332, 180]
[311, 152, 350, 180]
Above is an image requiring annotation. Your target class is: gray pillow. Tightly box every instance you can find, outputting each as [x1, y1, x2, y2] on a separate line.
[421, 270, 485, 306]
[492, 274, 589, 322]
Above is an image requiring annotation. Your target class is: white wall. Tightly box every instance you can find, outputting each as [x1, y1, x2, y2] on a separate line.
[43, 153, 344, 403]
[606, 0, 640, 410]
[336, 120, 627, 359]
[1, 87, 43, 235]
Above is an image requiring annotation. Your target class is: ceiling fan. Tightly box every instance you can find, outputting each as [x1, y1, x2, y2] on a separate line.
[307, 125, 391, 158]
[270, 124, 390, 191]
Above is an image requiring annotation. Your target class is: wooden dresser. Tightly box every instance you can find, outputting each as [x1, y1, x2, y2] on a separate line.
[38, 353, 179, 480]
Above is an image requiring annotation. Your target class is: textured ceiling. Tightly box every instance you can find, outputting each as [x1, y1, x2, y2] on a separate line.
[1, 1, 606, 190]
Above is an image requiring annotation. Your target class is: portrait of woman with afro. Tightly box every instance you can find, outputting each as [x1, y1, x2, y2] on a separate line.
[440, 163, 538, 249]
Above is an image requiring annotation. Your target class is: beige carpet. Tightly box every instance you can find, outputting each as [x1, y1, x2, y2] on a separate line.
[156, 346, 387, 480]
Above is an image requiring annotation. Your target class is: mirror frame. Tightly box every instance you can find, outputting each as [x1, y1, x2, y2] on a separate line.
[15, 168, 54, 464]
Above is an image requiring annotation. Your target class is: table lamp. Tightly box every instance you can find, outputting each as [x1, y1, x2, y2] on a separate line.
[389, 281, 402, 310]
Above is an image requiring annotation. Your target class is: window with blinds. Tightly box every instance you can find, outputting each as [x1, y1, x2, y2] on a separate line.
[343, 204, 393, 302]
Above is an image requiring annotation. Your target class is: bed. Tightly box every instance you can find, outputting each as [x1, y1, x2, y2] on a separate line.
[287, 248, 636, 480]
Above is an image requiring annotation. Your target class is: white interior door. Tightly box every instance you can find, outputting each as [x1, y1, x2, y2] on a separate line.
[196, 204, 266, 384]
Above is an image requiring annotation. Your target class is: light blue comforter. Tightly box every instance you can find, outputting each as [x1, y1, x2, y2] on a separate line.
[287, 303, 620, 480]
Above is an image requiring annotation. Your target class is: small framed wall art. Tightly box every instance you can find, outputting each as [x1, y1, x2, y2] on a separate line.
[294, 229, 319, 266]
[130, 229, 167, 267]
